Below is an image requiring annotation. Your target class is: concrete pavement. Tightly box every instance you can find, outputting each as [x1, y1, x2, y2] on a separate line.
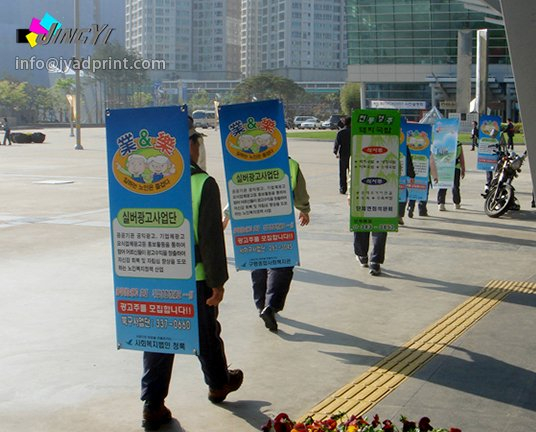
[0, 127, 535, 432]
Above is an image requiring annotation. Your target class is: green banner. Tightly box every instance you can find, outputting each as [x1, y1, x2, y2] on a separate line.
[350, 109, 401, 232]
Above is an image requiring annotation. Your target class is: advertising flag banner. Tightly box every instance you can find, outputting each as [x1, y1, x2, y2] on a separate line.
[477, 115, 501, 171]
[402, 121, 432, 202]
[106, 106, 199, 354]
[218, 99, 299, 271]
[350, 109, 401, 232]
[399, 126, 409, 203]
[431, 118, 459, 189]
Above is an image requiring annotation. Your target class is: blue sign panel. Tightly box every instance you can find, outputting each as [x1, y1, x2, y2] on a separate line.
[477, 115, 501, 171]
[218, 99, 299, 270]
[105, 105, 199, 354]
[402, 121, 432, 202]
[431, 118, 459, 189]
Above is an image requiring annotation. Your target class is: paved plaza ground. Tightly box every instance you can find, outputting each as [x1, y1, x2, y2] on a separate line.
[0, 127, 535, 431]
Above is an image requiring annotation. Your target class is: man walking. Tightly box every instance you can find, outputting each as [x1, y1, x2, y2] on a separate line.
[141, 132, 243, 431]
[333, 116, 351, 194]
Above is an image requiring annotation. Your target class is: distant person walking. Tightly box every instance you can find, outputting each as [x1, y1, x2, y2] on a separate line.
[2, 117, 12, 145]
[506, 118, 515, 151]
[437, 141, 465, 211]
[333, 116, 351, 194]
[471, 120, 478, 151]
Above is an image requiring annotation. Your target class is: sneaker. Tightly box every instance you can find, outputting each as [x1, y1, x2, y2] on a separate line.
[259, 306, 278, 332]
[208, 369, 244, 404]
[455, 203, 462, 209]
[438, 204, 446, 211]
[356, 255, 368, 268]
[142, 401, 172, 431]
[369, 263, 381, 276]
[398, 217, 404, 225]
[408, 208, 414, 218]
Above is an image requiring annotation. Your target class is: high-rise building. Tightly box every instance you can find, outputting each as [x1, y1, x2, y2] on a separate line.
[241, 0, 347, 82]
[125, 0, 241, 80]
[345, 0, 516, 120]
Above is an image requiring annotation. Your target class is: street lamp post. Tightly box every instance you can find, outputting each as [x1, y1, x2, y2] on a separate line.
[74, 0, 83, 150]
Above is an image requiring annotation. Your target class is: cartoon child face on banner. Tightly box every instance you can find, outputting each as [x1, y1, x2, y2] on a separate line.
[112, 128, 184, 194]
[225, 116, 283, 161]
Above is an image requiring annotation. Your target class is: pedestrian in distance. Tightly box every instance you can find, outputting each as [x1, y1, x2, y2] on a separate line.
[506, 118, 515, 151]
[2, 117, 12, 145]
[333, 116, 351, 194]
[471, 120, 478, 151]
[437, 141, 465, 211]
[141, 131, 243, 431]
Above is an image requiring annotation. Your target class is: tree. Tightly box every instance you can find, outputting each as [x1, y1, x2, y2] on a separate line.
[340, 83, 361, 115]
[129, 91, 153, 108]
[231, 73, 308, 118]
[90, 42, 149, 108]
[0, 80, 30, 115]
[189, 89, 210, 109]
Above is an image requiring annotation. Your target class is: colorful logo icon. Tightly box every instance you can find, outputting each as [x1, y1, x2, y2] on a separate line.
[225, 116, 283, 161]
[17, 13, 62, 48]
[113, 129, 184, 195]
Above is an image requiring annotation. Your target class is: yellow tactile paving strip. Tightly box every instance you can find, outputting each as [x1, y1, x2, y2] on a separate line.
[301, 280, 536, 421]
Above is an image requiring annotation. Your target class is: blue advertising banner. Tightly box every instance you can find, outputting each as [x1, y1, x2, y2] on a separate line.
[399, 126, 409, 202]
[477, 115, 501, 171]
[218, 100, 299, 270]
[402, 121, 432, 202]
[105, 105, 199, 354]
[431, 118, 459, 189]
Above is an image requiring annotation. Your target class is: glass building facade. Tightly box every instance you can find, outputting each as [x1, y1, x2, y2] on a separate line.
[345, 0, 515, 120]
[346, 0, 508, 66]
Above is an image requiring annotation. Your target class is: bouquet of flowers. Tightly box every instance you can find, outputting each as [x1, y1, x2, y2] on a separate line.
[261, 412, 462, 432]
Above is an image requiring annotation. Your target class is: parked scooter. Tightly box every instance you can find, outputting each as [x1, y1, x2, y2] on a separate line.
[483, 140, 527, 217]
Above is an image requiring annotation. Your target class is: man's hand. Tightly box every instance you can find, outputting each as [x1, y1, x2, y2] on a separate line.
[298, 211, 310, 226]
[206, 286, 224, 306]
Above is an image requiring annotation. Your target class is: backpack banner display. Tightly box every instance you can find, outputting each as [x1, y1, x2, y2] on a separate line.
[477, 115, 501, 171]
[402, 121, 432, 202]
[106, 105, 199, 355]
[350, 109, 401, 232]
[430, 118, 460, 189]
[218, 99, 300, 271]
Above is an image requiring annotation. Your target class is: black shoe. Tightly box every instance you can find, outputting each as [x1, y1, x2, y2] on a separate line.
[259, 306, 278, 332]
[339, 189, 347, 194]
[208, 369, 244, 403]
[419, 211, 428, 217]
[142, 401, 172, 431]
[369, 263, 381, 276]
[408, 208, 414, 218]
[356, 255, 368, 268]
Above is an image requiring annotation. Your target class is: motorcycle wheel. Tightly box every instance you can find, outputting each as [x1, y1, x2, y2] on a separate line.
[484, 185, 513, 217]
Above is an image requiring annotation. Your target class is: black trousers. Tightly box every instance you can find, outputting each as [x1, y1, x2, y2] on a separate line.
[251, 267, 294, 313]
[353, 231, 387, 264]
[437, 168, 461, 205]
[141, 281, 229, 402]
[339, 156, 350, 193]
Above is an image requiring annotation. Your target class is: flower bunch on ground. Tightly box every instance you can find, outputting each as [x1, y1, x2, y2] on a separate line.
[260, 413, 461, 432]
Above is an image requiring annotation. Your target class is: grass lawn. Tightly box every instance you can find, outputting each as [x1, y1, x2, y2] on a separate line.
[286, 130, 526, 145]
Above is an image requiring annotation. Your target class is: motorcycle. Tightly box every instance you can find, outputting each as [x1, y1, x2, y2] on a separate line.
[483, 142, 527, 218]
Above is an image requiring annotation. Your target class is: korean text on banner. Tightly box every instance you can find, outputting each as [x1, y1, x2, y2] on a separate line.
[218, 99, 299, 271]
[477, 115, 501, 171]
[402, 121, 432, 202]
[431, 118, 459, 189]
[350, 109, 401, 232]
[105, 105, 199, 355]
